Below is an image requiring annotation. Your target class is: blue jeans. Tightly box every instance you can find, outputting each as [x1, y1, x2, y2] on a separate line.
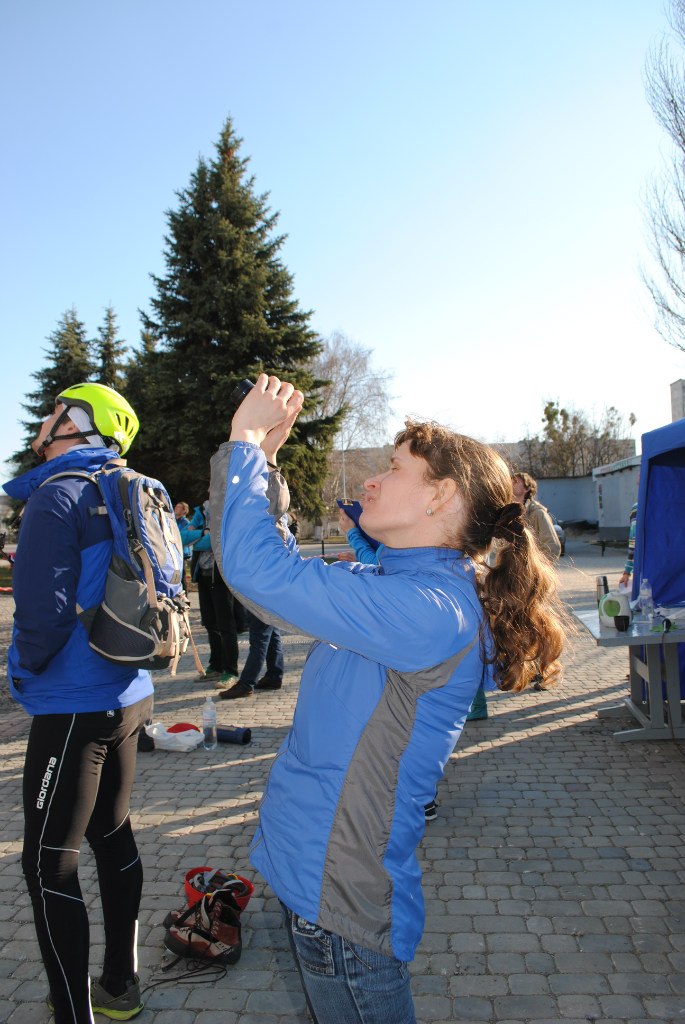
[239, 610, 284, 689]
[280, 903, 416, 1024]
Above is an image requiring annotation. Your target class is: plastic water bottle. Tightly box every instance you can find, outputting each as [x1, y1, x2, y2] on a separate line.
[639, 578, 654, 619]
[202, 697, 217, 750]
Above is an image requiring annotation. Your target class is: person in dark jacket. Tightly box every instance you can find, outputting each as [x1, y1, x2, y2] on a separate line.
[4, 382, 153, 1023]
[192, 499, 240, 689]
[210, 375, 567, 1024]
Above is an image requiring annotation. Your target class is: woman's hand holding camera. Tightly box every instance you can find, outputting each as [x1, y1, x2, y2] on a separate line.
[230, 373, 304, 454]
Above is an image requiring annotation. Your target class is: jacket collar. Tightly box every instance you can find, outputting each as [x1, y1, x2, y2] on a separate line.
[379, 544, 474, 580]
[3, 446, 119, 502]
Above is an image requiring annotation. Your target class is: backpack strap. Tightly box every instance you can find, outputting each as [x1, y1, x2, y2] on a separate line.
[39, 470, 107, 624]
[39, 469, 109, 516]
[132, 539, 160, 610]
[39, 469, 99, 488]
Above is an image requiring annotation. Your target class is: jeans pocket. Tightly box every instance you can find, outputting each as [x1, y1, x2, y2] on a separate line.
[343, 938, 409, 979]
[291, 914, 335, 975]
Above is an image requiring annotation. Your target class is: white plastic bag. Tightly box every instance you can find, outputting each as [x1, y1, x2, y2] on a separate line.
[144, 722, 203, 752]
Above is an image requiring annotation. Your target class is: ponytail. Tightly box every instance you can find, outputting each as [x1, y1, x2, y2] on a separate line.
[395, 420, 568, 692]
[477, 529, 567, 691]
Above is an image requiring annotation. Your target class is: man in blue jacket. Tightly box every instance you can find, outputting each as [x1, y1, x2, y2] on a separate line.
[4, 382, 153, 1023]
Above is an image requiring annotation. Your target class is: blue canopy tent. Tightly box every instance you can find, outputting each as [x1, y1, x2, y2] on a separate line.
[633, 417, 685, 608]
[632, 417, 685, 699]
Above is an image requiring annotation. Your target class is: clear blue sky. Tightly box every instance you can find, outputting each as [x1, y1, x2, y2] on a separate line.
[2, 0, 682, 475]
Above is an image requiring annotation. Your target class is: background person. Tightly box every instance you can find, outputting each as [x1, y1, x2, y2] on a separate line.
[220, 608, 284, 698]
[4, 383, 152, 1023]
[511, 471, 561, 561]
[192, 497, 240, 689]
[619, 500, 638, 589]
[174, 500, 200, 592]
[210, 375, 566, 1024]
[337, 506, 381, 564]
[174, 499, 190, 528]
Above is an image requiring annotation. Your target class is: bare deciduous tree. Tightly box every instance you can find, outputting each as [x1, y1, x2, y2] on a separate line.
[307, 332, 394, 496]
[644, 0, 685, 350]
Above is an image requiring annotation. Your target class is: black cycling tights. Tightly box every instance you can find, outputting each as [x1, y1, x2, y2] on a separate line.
[22, 697, 153, 1024]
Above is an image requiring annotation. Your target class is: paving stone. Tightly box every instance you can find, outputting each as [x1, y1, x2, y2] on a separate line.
[7, 1002, 53, 1024]
[556, 994, 602, 1017]
[451, 996, 493, 1020]
[644, 995, 685, 1019]
[145, 987, 192, 1009]
[556, 951, 613, 973]
[413, 994, 452, 1019]
[233, 1016, 304, 1024]
[145, 1013, 200, 1024]
[492, 995, 557, 1018]
[577, 933, 633, 952]
[448, 933, 486, 953]
[609, 971, 673, 995]
[192, 1013, 239, 1024]
[245, 988, 306, 1014]
[487, 952, 525, 974]
[508, 974, 550, 995]
[599, 993, 649, 1017]
[449, 974, 507, 997]
[549, 973, 612, 995]
[411, 974, 449, 996]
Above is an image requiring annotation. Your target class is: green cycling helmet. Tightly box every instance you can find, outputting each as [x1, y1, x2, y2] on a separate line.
[57, 382, 139, 455]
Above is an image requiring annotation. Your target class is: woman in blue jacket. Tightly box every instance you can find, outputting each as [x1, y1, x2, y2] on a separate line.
[210, 375, 565, 1024]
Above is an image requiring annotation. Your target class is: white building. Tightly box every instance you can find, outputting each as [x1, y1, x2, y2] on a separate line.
[592, 455, 641, 542]
[671, 379, 685, 422]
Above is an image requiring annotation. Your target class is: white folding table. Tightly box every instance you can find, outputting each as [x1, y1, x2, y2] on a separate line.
[574, 609, 685, 742]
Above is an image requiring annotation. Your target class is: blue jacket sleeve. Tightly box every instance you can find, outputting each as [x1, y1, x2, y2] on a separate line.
[210, 442, 478, 673]
[12, 483, 83, 674]
[346, 526, 380, 565]
[189, 507, 205, 529]
[179, 527, 202, 547]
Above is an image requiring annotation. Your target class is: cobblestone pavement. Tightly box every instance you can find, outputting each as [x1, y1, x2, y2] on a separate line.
[0, 538, 684, 1023]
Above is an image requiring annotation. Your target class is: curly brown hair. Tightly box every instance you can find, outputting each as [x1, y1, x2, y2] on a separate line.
[395, 421, 566, 691]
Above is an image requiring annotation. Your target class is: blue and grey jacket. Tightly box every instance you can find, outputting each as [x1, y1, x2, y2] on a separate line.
[4, 447, 153, 715]
[210, 441, 493, 963]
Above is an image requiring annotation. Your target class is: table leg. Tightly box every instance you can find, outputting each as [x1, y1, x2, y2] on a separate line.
[643, 644, 667, 732]
[663, 641, 684, 731]
[628, 646, 647, 711]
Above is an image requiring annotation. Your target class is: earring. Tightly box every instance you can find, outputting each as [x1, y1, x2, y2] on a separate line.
[425, 507, 434, 517]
